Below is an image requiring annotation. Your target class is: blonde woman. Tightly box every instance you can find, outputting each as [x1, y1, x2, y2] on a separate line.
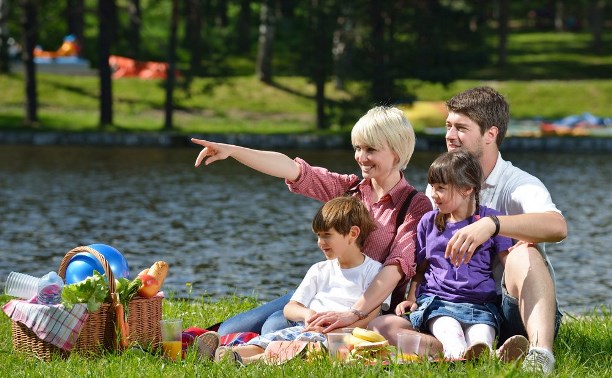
[192, 106, 432, 335]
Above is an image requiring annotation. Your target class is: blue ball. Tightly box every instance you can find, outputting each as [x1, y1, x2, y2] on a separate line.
[65, 244, 130, 284]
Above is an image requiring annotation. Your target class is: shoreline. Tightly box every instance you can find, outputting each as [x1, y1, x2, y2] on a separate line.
[0, 130, 611, 152]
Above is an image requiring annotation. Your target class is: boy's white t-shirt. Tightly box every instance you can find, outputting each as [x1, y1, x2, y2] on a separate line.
[291, 254, 390, 313]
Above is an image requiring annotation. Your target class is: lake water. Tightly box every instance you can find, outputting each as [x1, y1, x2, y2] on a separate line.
[0, 145, 609, 316]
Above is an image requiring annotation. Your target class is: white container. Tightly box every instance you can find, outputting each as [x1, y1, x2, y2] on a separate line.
[4, 271, 41, 300]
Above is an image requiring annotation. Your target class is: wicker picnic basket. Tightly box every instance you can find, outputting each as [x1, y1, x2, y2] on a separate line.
[11, 246, 163, 360]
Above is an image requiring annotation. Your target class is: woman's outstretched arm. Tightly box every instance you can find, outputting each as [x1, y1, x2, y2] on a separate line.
[191, 138, 301, 181]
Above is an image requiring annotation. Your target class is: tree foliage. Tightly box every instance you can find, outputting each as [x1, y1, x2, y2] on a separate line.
[3, 0, 610, 128]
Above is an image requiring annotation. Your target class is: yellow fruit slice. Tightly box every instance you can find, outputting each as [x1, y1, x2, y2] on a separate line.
[346, 334, 369, 347]
[352, 327, 386, 342]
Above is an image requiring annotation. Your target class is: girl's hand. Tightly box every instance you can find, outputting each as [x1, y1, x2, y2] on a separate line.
[395, 300, 417, 316]
[191, 138, 232, 167]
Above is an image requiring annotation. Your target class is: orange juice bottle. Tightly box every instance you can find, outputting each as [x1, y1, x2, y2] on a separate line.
[162, 340, 182, 361]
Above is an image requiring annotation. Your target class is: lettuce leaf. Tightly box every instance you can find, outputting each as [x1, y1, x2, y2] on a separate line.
[115, 276, 142, 317]
[61, 270, 109, 312]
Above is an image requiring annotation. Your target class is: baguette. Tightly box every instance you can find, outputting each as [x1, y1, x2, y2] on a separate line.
[148, 261, 169, 287]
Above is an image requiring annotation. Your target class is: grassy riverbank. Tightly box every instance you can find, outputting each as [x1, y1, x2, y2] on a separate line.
[1, 294, 609, 377]
[1, 74, 611, 134]
[2, 31, 611, 134]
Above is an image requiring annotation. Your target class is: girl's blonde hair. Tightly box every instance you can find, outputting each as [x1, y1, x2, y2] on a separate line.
[351, 106, 416, 171]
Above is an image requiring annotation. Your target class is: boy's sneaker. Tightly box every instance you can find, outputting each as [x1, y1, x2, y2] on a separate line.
[522, 347, 555, 375]
[196, 331, 220, 360]
[215, 346, 244, 366]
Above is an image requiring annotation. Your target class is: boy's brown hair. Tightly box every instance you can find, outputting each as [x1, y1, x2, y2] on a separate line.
[312, 196, 375, 249]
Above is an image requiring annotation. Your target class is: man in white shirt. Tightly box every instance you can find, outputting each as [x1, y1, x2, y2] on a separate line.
[370, 87, 566, 375]
[439, 87, 566, 374]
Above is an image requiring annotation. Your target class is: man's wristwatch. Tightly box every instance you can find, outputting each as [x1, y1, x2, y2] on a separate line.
[350, 308, 368, 320]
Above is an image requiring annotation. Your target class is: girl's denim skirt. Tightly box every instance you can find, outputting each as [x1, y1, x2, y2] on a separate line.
[407, 294, 502, 334]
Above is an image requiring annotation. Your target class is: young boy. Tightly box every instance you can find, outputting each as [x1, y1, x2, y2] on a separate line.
[198, 196, 390, 364]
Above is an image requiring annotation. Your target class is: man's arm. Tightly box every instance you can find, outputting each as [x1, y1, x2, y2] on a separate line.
[445, 211, 567, 266]
[495, 211, 567, 243]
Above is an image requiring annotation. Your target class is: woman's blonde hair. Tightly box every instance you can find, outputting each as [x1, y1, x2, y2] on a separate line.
[350, 106, 416, 170]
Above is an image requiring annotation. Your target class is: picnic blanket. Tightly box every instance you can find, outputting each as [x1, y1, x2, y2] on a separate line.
[181, 326, 258, 347]
[3, 299, 89, 351]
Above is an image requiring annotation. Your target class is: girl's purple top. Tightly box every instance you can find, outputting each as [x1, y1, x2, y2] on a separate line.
[416, 206, 513, 303]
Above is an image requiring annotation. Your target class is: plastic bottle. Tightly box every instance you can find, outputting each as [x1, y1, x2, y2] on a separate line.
[36, 271, 64, 306]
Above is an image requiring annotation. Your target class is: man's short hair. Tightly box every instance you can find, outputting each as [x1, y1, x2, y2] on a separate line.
[446, 86, 510, 146]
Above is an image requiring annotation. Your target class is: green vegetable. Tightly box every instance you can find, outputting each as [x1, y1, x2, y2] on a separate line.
[115, 277, 142, 319]
[61, 271, 109, 312]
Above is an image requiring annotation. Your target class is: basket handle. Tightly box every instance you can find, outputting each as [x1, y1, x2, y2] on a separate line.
[58, 246, 117, 294]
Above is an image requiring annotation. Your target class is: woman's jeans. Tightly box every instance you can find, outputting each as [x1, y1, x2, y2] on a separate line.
[217, 291, 295, 335]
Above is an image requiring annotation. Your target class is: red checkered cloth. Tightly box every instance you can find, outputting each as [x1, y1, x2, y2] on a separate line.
[2, 299, 89, 351]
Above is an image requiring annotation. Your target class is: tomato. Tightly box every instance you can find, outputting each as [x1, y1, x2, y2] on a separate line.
[137, 274, 159, 298]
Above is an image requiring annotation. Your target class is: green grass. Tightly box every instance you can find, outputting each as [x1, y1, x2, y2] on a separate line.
[1, 31, 611, 133]
[2, 73, 611, 134]
[1, 294, 609, 377]
[473, 32, 612, 80]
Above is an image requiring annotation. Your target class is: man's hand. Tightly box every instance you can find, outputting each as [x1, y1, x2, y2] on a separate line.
[445, 216, 497, 266]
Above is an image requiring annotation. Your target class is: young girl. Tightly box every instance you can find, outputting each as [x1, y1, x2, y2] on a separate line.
[387, 150, 514, 360]
[198, 196, 390, 364]
[192, 106, 432, 335]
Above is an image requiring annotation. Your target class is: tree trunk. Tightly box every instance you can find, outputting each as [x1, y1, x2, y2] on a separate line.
[332, 6, 354, 90]
[497, 0, 509, 67]
[21, 0, 37, 126]
[127, 0, 141, 59]
[589, 0, 604, 53]
[164, 0, 179, 130]
[215, 0, 228, 27]
[0, 0, 9, 73]
[236, 0, 251, 54]
[279, 0, 296, 18]
[312, 0, 326, 129]
[554, 1, 564, 32]
[98, 0, 114, 127]
[66, 0, 85, 57]
[256, 0, 274, 83]
[185, 0, 202, 75]
[369, 0, 386, 102]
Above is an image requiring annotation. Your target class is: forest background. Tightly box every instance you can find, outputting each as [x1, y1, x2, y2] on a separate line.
[0, 0, 610, 135]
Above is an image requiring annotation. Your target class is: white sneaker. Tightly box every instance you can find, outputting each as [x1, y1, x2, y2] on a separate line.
[522, 347, 555, 375]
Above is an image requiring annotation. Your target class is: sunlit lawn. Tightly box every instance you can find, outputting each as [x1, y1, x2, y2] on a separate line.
[0, 293, 609, 378]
